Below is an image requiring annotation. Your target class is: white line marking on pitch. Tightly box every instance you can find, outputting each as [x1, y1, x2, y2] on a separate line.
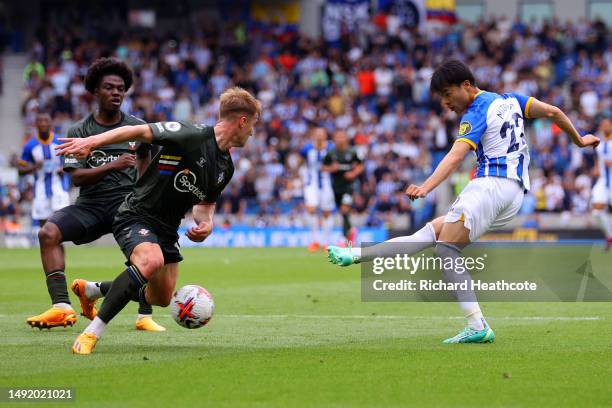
[0, 314, 601, 321]
[218, 315, 602, 321]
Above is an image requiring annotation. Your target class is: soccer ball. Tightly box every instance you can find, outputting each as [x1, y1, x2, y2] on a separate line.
[170, 285, 215, 329]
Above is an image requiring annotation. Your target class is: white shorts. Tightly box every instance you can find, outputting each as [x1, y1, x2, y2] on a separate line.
[304, 184, 335, 211]
[445, 177, 524, 242]
[32, 193, 70, 221]
[592, 178, 611, 206]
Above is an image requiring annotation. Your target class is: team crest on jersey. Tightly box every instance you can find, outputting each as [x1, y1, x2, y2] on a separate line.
[217, 172, 224, 185]
[174, 169, 207, 201]
[197, 157, 206, 167]
[128, 142, 137, 150]
[164, 122, 182, 132]
[458, 122, 472, 136]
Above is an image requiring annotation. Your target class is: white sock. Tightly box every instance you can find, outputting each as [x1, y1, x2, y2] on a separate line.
[137, 314, 152, 319]
[353, 222, 436, 260]
[84, 316, 107, 338]
[435, 242, 486, 331]
[595, 210, 612, 238]
[462, 304, 486, 330]
[322, 215, 334, 245]
[53, 302, 72, 310]
[306, 212, 319, 243]
[85, 282, 103, 299]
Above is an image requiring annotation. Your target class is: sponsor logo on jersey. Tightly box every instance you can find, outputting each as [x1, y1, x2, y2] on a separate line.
[174, 169, 206, 201]
[158, 154, 182, 175]
[458, 121, 472, 136]
[155, 122, 165, 133]
[87, 150, 121, 168]
[164, 122, 182, 132]
[138, 228, 150, 236]
[65, 156, 79, 165]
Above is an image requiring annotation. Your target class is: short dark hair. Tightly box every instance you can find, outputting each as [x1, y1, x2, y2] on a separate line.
[84, 57, 134, 94]
[430, 59, 475, 95]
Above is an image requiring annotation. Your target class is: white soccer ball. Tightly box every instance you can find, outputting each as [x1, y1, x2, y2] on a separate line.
[170, 285, 214, 329]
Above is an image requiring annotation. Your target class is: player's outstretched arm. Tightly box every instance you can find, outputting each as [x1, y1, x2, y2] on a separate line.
[405, 141, 471, 200]
[526, 99, 600, 148]
[187, 203, 216, 242]
[56, 124, 154, 159]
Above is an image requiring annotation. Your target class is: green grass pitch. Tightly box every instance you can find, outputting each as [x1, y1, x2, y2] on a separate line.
[1, 246, 611, 407]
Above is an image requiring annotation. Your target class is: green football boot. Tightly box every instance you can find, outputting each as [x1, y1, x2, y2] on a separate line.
[443, 324, 495, 344]
[327, 245, 360, 267]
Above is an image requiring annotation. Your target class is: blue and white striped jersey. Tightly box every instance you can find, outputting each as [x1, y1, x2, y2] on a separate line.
[301, 142, 333, 190]
[20, 133, 70, 198]
[456, 91, 533, 190]
[596, 138, 612, 188]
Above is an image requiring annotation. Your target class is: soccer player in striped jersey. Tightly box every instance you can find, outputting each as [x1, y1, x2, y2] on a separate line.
[302, 127, 336, 252]
[18, 112, 70, 225]
[328, 59, 600, 343]
[591, 118, 612, 250]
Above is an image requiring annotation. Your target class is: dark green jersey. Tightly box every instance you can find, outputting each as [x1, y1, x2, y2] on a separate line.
[322, 147, 362, 192]
[63, 112, 149, 205]
[118, 121, 234, 233]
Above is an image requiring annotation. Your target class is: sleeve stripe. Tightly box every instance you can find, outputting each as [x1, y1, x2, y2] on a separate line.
[455, 138, 477, 150]
[525, 96, 534, 118]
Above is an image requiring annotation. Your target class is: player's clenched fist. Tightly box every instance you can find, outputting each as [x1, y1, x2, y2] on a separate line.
[111, 154, 136, 170]
[55, 137, 95, 159]
[186, 221, 213, 242]
[579, 134, 600, 148]
[405, 184, 428, 200]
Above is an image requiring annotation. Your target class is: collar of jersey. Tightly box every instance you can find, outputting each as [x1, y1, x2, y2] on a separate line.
[36, 131, 54, 145]
[466, 90, 486, 112]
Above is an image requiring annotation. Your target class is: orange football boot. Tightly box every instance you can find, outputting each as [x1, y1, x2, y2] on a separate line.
[72, 333, 98, 355]
[71, 279, 98, 320]
[26, 307, 77, 329]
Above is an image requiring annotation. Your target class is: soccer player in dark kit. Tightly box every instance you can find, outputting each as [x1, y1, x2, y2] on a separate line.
[321, 129, 364, 243]
[56, 87, 262, 354]
[26, 58, 165, 332]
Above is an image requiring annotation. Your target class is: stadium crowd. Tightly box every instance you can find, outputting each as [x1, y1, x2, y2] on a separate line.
[5, 9, 610, 232]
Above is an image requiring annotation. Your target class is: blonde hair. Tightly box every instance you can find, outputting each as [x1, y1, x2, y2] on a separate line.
[219, 87, 262, 120]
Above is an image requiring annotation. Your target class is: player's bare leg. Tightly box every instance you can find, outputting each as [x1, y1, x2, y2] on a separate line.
[592, 203, 612, 251]
[306, 206, 321, 252]
[144, 263, 179, 307]
[321, 210, 334, 251]
[26, 222, 76, 329]
[72, 243, 165, 354]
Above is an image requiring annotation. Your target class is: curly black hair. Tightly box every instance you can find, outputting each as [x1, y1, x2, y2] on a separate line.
[84, 57, 134, 94]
